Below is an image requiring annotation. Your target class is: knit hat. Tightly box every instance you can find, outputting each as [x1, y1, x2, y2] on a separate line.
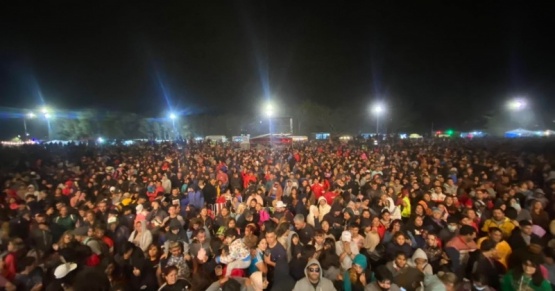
[353, 254, 367, 270]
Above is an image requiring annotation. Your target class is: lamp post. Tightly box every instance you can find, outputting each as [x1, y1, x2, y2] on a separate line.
[168, 112, 177, 140]
[23, 112, 36, 138]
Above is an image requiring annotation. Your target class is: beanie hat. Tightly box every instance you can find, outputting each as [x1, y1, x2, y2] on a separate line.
[353, 254, 368, 270]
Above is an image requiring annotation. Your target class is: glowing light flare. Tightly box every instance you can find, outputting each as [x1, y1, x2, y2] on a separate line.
[507, 98, 527, 111]
[372, 104, 385, 115]
[169, 113, 177, 120]
[264, 102, 274, 117]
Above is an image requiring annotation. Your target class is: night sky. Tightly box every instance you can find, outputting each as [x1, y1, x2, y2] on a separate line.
[1, 1, 554, 132]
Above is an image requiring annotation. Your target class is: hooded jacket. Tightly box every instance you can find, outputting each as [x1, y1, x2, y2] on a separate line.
[292, 259, 336, 291]
[128, 220, 153, 252]
[408, 248, 433, 275]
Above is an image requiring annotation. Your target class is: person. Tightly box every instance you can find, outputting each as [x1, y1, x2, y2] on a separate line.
[158, 241, 191, 281]
[292, 259, 336, 291]
[456, 273, 494, 291]
[215, 229, 251, 277]
[476, 227, 511, 269]
[264, 227, 287, 288]
[336, 230, 360, 270]
[343, 254, 369, 291]
[129, 220, 153, 252]
[507, 220, 542, 252]
[293, 214, 316, 245]
[158, 266, 192, 291]
[423, 271, 457, 291]
[444, 225, 477, 279]
[501, 259, 551, 291]
[481, 208, 515, 239]
[408, 248, 433, 275]
[473, 239, 502, 291]
[365, 265, 402, 291]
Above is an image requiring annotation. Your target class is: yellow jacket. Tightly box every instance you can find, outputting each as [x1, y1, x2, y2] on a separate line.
[477, 236, 511, 269]
[481, 218, 515, 238]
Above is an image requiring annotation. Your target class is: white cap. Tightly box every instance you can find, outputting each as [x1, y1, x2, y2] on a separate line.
[110, 186, 116, 192]
[136, 204, 144, 213]
[54, 262, 77, 279]
[107, 216, 117, 224]
[276, 201, 287, 208]
[341, 231, 352, 242]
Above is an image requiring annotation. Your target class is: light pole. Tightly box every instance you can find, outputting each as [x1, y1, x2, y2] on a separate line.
[169, 112, 177, 140]
[40, 107, 53, 140]
[23, 112, 36, 138]
[372, 103, 385, 135]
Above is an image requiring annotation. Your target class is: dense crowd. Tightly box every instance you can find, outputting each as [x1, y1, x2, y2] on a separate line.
[1, 138, 555, 291]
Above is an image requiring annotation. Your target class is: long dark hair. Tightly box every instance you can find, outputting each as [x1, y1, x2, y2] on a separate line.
[319, 238, 340, 270]
[513, 260, 545, 287]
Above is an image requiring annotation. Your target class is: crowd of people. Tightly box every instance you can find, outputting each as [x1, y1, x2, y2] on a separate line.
[1, 137, 555, 291]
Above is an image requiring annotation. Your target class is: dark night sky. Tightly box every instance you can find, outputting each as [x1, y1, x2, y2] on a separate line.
[1, 1, 555, 129]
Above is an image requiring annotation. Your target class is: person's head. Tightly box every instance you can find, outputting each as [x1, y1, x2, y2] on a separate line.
[394, 252, 407, 268]
[306, 262, 321, 283]
[163, 266, 179, 285]
[168, 241, 183, 257]
[265, 228, 277, 246]
[480, 239, 498, 259]
[134, 221, 142, 232]
[470, 273, 490, 290]
[389, 219, 402, 232]
[393, 231, 406, 245]
[426, 233, 438, 247]
[520, 220, 533, 236]
[196, 228, 207, 243]
[221, 207, 229, 217]
[293, 214, 306, 230]
[375, 265, 395, 290]
[314, 230, 325, 245]
[93, 226, 106, 239]
[413, 215, 424, 227]
[488, 227, 503, 243]
[121, 242, 136, 260]
[147, 244, 160, 259]
[227, 218, 237, 229]
[437, 272, 457, 291]
[321, 220, 330, 232]
[459, 225, 477, 243]
[492, 208, 505, 221]
[257, 238, 268, 251]
[291, 233, 300, 246]
[7, 238, 24, 253]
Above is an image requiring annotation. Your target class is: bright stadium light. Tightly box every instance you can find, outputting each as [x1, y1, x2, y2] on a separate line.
[27, 112, 36, 119]
[264, 102, 274, 118]
[507, 98, 527, 111]
[44, 113, 51, 119]
[40, 107, 49, 114]
[97, 137, 105, 143]
[169, 112, 177, 120]
[371, 102, 386, 134]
